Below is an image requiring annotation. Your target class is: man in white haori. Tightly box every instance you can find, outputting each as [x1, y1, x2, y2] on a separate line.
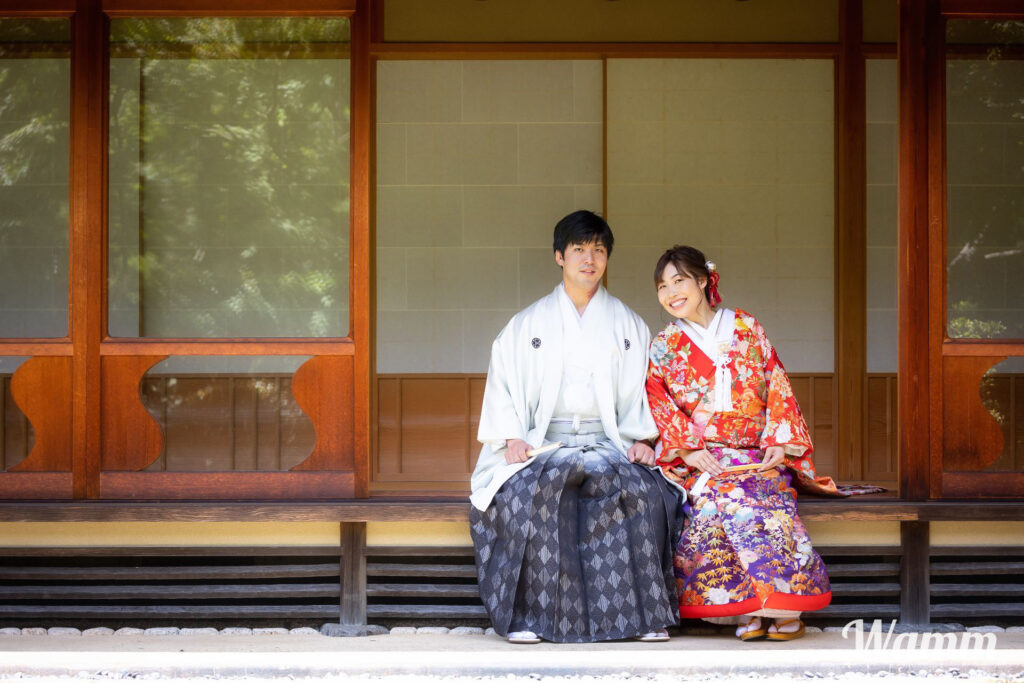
[469, 210, 682, 644]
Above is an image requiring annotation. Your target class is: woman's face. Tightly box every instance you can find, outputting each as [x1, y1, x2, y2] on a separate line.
[656, 262, 707, 321]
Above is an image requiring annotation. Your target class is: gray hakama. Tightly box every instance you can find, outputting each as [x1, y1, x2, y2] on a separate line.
[470, 425, 682, 643]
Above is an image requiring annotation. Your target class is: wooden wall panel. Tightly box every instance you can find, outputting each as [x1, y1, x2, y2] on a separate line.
[1, 377, 32, 471]
[291, 355, 354, 472]
[376, 377, 401, 476]
[398, 377, 471, 478]
[942, 356, 1006, 472]
[812, 375, 836, 478]
[865, 374, 898, 480]
[100, 356, 167, 472]
[8, 357, 72, 472]
[373, 373, 871, 490]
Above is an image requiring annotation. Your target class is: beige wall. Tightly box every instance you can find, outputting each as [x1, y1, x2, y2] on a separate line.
[383, 0, 839, 43]
[606, 58, 836, 373]
[376, 60, 603, 373]
[866, 59, 897, 373]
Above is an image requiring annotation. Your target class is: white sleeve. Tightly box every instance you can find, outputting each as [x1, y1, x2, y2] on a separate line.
[476, 330, 530, 451]
[616, 316, 659, 444]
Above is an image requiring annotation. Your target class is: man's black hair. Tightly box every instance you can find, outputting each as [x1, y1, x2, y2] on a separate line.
[552, 210, 614, 257]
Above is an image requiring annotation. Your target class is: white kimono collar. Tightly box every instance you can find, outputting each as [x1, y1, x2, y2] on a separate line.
[557, 282, 607, 326]
[676, 308, 736, 413]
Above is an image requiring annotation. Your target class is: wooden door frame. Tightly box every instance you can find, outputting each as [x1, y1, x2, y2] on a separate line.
[0, 0, 370, 500]
[899, 0, 1024, 500]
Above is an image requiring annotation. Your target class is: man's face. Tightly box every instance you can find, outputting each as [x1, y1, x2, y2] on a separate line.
[555, 239, 608, 293]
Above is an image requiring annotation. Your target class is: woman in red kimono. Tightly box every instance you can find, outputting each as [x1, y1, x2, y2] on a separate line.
[645, 245, 838, 642]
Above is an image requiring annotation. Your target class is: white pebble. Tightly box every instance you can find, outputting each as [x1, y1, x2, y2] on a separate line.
[21, 628, 47, 636]
[82, 628, 114, 637]
[0, 628, 21, 636]
[966, 625, 1004, 633]
[178, 628, 218, 637]
[389, 626, 417, 635]
[450, 626, 484, 636]
[1006, 626, 1024, 633]
[416, 626, 450, 635]
[804, 626, 822, 633]
[253, 628, 288, 636]
[289, 627, 321, 636]
[48, 628, 81, 636]
[114, 627, 143, 636]
[485, 627, 497, 637]
[219, 627, 252, 636]
[143, 627, 179, 636]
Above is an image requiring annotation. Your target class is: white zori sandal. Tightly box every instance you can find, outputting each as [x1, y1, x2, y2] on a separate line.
[636, 628, 671, 642]
[507, 630, 541, 644]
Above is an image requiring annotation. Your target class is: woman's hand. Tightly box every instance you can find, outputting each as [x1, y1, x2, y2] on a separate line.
[679, 448, 724, 476]
[504, 438, 532, 465]
[627, 440, 656, 466]
[759, 445, 785, 472]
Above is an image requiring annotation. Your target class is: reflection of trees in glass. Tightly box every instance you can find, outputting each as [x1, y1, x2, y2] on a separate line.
[108, 18, 351, 338]
[945, 20, 1023, 340]
[0, 19, 71, 338]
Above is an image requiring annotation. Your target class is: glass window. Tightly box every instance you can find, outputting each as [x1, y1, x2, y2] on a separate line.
[0, 19, 70, 338]
[945, 20, 1024, 340]
[108, 18, 351, 338]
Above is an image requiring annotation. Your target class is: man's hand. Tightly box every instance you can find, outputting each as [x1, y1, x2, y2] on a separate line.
[627, 440, 656, 466]
[758, 445, 785, 472]
[680, 448, 724, 476]
[504, 438, 532, 465]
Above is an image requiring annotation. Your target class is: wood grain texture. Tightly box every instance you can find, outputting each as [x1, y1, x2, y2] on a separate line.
[101, 0, 355, 15]
[100, 340, 354, 355]
[0, 1, 74, 12]
[0, 473, 73, 500]
[8, 357, 72, 472]
[350, 0, 372, 498]
[99, 471, 355, 499]
[899, 520, 930, 625]
[942, 356, 1006, 472]
[370, 43, 842, 59]
[940, 0, 1024, 18]
[942, 472, 1024, 499]
[291, 355, 354, 472]
[340, 521, 366, 624]
[100, 355, 167, 471]
[69, 0, 105, 500]
[897, 0, 935, 500]
[836, 0, 867, 482]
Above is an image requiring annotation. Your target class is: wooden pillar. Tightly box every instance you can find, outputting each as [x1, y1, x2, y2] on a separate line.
[69, 0, 106, 499]
[899, 520, 930, 624]
[836, 0, 867, 482]
[897, 0, 936, 500]
[340, 521, 367, 625]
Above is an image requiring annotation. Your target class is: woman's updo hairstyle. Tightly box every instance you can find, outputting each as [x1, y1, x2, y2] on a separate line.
[653, 245, 721, 308]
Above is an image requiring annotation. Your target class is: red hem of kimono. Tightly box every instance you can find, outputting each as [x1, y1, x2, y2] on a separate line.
[679, 590, 832, 618]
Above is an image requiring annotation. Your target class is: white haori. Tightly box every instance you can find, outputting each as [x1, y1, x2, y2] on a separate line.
[675, 308, 736, 414]
[470, 283, 660, 511]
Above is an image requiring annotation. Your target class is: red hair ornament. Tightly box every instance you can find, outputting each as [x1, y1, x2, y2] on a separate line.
[705, 261, 722, 308]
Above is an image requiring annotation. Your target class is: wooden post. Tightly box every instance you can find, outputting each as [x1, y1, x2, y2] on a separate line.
[899, 520, 930, 624]
[836, 0, 867, 482]
[340, 521, 367, 625]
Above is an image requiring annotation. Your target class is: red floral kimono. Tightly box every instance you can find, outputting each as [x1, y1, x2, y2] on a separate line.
[646, 308, 837, 619]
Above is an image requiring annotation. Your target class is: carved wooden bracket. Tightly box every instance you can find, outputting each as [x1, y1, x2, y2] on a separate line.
[101, 355, 167, 472]
[290, 355, 353, 472]
[8, 357, 72, 472]
[942, 355, 1007, 472]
